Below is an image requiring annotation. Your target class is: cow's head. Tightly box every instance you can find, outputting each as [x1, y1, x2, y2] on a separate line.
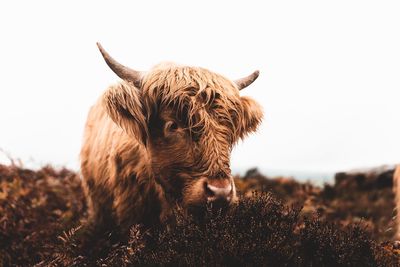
[98, 43, 263, 211]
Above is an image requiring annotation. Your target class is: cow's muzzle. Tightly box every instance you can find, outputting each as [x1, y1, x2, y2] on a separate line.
[204, 178, 236, 204]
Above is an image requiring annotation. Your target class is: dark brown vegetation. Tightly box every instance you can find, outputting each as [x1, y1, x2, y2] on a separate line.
[1, 164, 399, 266]
[237, 167, 397, 242]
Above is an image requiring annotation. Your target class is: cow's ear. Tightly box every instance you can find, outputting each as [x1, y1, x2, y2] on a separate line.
[239, 96, 263, 138]
[103, 82, 148, 146]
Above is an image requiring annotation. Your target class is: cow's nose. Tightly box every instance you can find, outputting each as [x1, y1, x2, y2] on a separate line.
[205, 179, 233, 202]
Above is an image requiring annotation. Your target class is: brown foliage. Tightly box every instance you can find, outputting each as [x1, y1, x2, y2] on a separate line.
[0, 164, 86, 266]
[1, 164, 399, 266]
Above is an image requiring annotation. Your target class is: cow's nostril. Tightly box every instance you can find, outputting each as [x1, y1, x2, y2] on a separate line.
[204, 182, 215, 197]
[206, 182, 232, 201]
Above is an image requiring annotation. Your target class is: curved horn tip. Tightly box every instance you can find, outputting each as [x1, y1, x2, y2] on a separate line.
[236, 70, 260, 90]
[95, 42, 143, 87]
[96, 42, 101, 48]
[249, 70, 260, 80]
[96, 42, 107, 57]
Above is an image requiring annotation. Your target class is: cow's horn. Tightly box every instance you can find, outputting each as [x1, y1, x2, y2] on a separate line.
[235, 70, 260, 90]
[96, 42, 143, 87]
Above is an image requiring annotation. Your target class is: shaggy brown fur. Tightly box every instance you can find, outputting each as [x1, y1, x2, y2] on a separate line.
[80, 46, 263, 233]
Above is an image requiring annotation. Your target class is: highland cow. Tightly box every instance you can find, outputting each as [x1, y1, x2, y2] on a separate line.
[80, 43, 263, 233]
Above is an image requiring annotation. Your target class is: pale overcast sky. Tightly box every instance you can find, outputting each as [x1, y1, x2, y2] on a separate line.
[0, 1, 399, 175]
